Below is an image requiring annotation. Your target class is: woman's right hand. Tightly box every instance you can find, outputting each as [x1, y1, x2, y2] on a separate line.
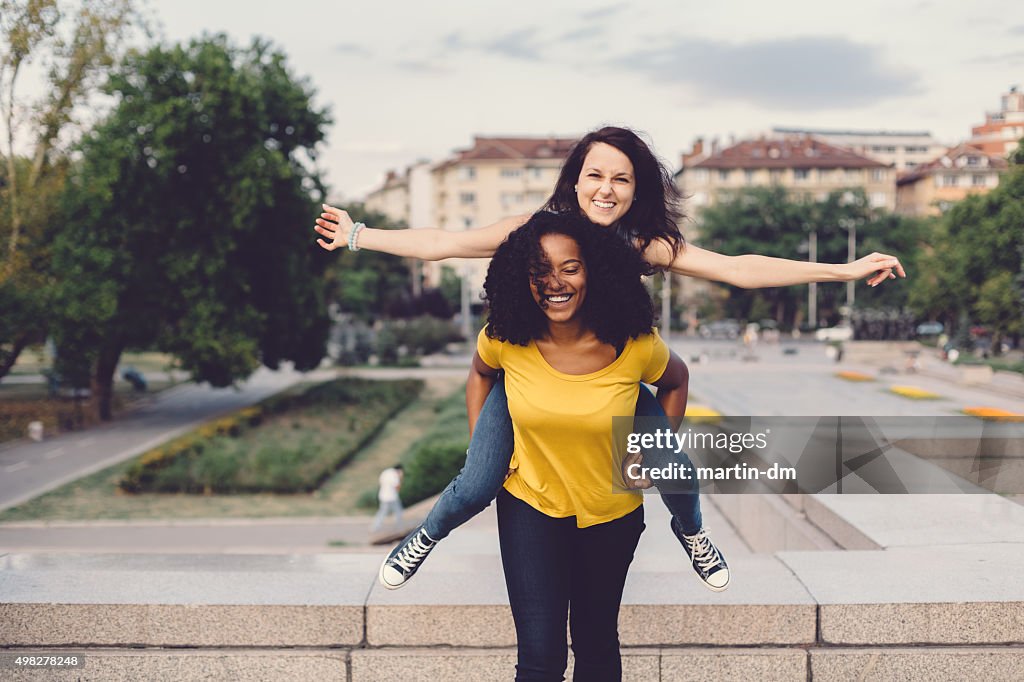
[314, 204, 354, 251]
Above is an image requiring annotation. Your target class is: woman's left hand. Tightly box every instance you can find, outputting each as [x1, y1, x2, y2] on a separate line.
[842, 252, 907, 287]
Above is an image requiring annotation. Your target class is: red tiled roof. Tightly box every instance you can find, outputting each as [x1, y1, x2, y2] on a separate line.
[689, 136, 887, 170]
[434, 136, 578, 170]
[896, 143, 1009, 185]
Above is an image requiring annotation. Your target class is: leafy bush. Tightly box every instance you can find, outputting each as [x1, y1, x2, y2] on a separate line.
[375, 316, 463, 365]
[399, 387, 470, 505]
[119, 378, 423, 494]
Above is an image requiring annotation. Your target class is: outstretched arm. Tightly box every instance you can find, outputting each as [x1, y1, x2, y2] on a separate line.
[643, 240, 906, 289]
[314, 205, 529, 261]
[467, 352, 498, 437]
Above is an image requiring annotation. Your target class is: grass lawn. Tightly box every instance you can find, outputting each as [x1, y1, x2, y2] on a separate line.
[0, 376, 464, 522]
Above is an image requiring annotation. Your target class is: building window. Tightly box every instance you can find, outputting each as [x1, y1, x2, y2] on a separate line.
[693, 169, 709, 182]
[846, 169, 861, 182]
[458, 166, 476, 180]
[718, 169, 731, 182]
[818, 169, 832, 182]
[528, 167, 545, 179]
[905, 161, 917, 168]
[972, 174, 987, 187]
[769, 169, 783, 185]
[794, 169, 810, 181]
[870, 192, 888, 208]
[871, 169, 886, 182]
[500, 168, 523, 179]
[462, 217, 474, 228]
[460, 191, 476, 204]
[941, 175, 958, 187]
[501, 192, 523, 206]
[744, 170, 755, 185]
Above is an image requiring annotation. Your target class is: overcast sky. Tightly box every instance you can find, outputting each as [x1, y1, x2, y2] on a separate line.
[30, 0, 1024, 200]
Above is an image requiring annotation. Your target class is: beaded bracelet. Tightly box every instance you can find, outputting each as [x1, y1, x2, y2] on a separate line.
[348, 222, 366, 251]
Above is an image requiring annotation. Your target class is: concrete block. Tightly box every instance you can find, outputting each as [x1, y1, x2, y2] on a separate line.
[0, 553, 373, 646]
[660, 648, 806, 681]
[0, 603, 361, 647]
[0, 648, 347, 681]
[712, 494, 839, 552]
[810, 646, 1024, 681]
[366, 553, 514, 646]
[351, 647, 659, 681]
[802, 495, 881, 549]
[779, 544, 1024, 644]
[620, 557, 817, 645]
[804, 494, 1024, 548]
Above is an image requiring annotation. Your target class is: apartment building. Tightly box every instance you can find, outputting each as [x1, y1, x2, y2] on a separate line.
[430, 135, 577, 288]
[363, 170, 410, 225]
[896, 144, 1009, 217]
[678, 135, 896, 215]
[771, 127, 945, 172]
[969, 85, 1024, 157]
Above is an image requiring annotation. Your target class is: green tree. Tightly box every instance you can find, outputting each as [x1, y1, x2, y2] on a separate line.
[0, 0, 143, 379]
[697, 187, 926, 328]
[912, 164, 1024, 353]
[323, 203, 412, 320]
[53, 34, 331, 419]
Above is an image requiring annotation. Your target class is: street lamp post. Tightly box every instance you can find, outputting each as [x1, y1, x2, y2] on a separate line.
[800, 229, 818, 329]
[838, 218, 858, 310]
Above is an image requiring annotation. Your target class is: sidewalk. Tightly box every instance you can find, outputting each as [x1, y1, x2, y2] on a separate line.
[0, 365, 319, 512]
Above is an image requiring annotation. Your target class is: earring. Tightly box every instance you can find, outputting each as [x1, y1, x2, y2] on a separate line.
[574, 185, 578, 192]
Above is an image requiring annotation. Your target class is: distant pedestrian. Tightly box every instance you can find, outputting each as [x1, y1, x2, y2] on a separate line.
[371, 464, 403, 532]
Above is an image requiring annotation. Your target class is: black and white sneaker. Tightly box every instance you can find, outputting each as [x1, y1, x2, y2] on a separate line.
[670, 517, 730, 592]
[378, 526, 437, 590]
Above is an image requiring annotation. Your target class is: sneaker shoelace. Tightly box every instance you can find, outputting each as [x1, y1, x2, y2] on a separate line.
[685, 530, 723, 573]
[391, 532, 434, 573]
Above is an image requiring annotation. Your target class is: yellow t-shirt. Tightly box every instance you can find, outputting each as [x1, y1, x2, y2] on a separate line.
[477, 328, 670, 527]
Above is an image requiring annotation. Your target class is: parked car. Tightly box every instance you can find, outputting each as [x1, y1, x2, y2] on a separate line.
[814, 325, 854, 342]
[698, 319, 740, 340]
[915, 321, 944, 336]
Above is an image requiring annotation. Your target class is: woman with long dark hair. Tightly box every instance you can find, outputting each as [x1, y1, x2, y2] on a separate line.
[473, 211, 681, 680]
[314, 127, 905, 592]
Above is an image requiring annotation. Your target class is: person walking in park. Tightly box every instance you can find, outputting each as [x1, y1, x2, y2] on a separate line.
[315, 126, 906, 592]
[371, 464, 403, 533]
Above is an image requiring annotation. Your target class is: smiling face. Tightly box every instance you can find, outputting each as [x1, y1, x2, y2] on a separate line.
[575, 142, 636, 226]
[529, 233, 587, 325]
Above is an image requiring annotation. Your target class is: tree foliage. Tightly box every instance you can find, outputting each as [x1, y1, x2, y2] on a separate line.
[909, 164, 1024, 353]
[323, 204, 412, 321]
[53, 34, 331, 418]
[0, 0, 144, 379]
[696, 187, 929, 328]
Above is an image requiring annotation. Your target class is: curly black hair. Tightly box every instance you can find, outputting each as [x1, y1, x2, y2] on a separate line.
[543, 126, 685, 262]
[483, 211, 656, 348]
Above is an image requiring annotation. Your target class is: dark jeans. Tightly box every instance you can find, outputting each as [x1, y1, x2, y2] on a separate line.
[497, 489, 645, 682]
[423, 378, 701, 540]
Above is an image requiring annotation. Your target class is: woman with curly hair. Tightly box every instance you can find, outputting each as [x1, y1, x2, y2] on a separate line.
[473, 210, 680, 680]
[315, 126, 905, 592]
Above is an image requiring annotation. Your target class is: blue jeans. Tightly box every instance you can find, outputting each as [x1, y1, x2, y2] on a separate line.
[497, 489, 644, 681]
[423, 377, 702, 540]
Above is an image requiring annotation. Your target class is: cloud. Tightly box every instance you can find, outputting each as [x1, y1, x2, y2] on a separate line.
[579, 6, 623, 21]
[616, 36, 922, 109]
[967, 50, 1024, 65]
[335, 43, 370, 56]
[392, 59, 452, 75]
[481, 27, 545, 61]
[556, 25, 606, 43]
